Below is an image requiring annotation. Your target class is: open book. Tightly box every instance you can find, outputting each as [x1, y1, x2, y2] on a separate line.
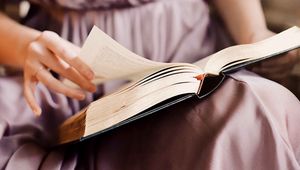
[58, 26, 300, 144]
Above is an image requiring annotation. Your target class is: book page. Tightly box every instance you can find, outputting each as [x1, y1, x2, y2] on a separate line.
[64, 26, 170, 86]
[200, 26, 300, 75]
[83, 67, 201, 136]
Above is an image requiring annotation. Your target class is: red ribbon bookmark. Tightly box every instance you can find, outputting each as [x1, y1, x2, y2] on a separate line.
[194, 74, 205, 81]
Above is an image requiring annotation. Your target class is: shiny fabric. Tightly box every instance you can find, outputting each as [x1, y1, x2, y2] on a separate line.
[29, 0, 154, 9]
[1, 0, 300, 169]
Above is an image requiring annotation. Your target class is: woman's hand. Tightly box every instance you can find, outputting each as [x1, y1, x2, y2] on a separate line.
[23, 31, 96, 116]
[248, 29, 300, 83]
[212, 0, 299, 83]
[251, 50, 299, 82]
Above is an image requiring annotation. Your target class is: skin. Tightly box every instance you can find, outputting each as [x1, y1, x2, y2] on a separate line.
[0, 13, 96, 116]
[213, 0, 300, 82]
[0, 0, 298, 115]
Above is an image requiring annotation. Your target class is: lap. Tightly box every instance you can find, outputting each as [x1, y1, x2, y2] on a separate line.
[74, 71, 300, 170]
[0, 71, 300, 170]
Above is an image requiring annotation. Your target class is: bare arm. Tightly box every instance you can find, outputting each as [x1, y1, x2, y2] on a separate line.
[0, 12, 39, 67]
[213, 0, 269, 44]
[212, 0, 299, 83]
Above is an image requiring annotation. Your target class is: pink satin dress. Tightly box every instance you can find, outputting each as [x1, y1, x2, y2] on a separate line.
[1, 0, 300, 169]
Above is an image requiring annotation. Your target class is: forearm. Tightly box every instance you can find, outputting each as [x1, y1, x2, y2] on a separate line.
[0, 12, 40, 68]
[213, 0, 268, 44]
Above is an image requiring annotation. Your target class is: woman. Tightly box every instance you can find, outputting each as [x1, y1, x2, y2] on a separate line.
[0, 0, 299, 169]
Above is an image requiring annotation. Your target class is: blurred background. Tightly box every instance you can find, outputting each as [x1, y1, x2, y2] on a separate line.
[1, 0, 300, 98]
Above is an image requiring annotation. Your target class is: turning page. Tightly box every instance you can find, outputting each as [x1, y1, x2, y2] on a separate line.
[76, 26, 170, 84]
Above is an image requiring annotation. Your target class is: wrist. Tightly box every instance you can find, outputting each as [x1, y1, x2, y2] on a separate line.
[16, 25, 40, 68]
[0, 13, 41, 68]
[244, 28, 275, 44]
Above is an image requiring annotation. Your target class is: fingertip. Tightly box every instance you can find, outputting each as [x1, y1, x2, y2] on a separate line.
[68, 57, 95, 80]
[78, 96, 85, 101]
[33, 107, 42, 117]
[23, 81, 41, 117]
[88, 84, 97, 93]
[77, 92, 86, 100]
[78, 97, 85, 101]
[69, 91, 85, 100]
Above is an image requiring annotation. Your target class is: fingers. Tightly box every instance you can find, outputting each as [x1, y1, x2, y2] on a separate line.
[37, 31, 94, 80]
[252, 60, 293, 74]
[34, 44, 96, 92]
[260, 50, 299, 67]
[36, 67, 86, 100]
[24, 31, 97, 116]
[250, 49, 300, 81]
[251, 62, 293, 81]
[252, 67, 293, 80]
[61, 66, 97, 92]
[24, 66, 86, 116]
[24, 72, 41, 116]
[24, 62, 89, 116]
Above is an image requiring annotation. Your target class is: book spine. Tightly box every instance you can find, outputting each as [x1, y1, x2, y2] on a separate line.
[196, 73, 225, 99]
